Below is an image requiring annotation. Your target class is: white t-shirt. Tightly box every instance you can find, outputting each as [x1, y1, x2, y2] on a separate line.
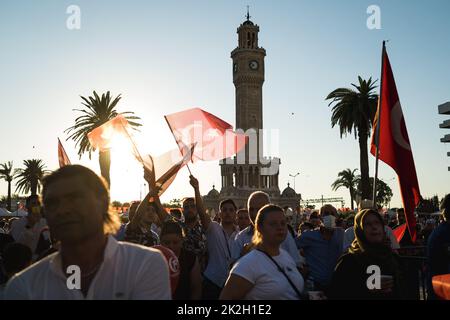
[343, 226, 400, 251]
[203, 222, 238, 287]
[230, 248, 304, 300]
[232, 226, 305, 267]
[9, 217, 48, 256]
[4, 235, 171, 300]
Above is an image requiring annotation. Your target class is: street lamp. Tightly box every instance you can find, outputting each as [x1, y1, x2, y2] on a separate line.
[289, 172, 300, 191]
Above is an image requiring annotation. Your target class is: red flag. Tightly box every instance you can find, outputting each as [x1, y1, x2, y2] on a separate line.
[370, 44, 421, 243]
[164, 108, 247, 161]
[141, 143, 195, 196]
[58, 138, 71, 167]
[392, 223, 407, 243]
[87, 115, 132, 151]
[432, 274, 450, 300]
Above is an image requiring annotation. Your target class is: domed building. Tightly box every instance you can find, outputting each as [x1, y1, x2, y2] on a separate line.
[203, 14, 301, 212]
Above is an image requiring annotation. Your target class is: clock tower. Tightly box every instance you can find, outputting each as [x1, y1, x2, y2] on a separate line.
[203, 12, 301, 212]
[231, 14, 266, 136]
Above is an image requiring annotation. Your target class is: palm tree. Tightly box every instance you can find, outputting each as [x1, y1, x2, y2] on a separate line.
[65, 91, 141, 187]
[15, 159, 48, 196]
[331, 168, 359, 210]
[326, 76, 378, 200]
[0, 161, 15, 211]
[357, 177, 393, 208]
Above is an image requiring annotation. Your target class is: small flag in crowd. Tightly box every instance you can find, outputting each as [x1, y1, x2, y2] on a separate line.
[141, 143, 196, 196]
[58, 138, 71, 167]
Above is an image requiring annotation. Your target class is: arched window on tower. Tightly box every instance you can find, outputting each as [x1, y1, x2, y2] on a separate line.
[247, 32, 251, 48]
[251, 33, 255, 48]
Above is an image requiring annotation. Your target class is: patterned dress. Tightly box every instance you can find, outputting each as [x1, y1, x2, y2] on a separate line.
[179, 221, 208, 272]
[123, 224, 160, 247]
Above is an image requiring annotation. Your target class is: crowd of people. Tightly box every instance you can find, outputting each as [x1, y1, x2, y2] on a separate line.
[0, 164, 449, 300]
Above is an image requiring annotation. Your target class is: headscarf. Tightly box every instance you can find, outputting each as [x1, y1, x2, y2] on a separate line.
[350, 209, 402, 292]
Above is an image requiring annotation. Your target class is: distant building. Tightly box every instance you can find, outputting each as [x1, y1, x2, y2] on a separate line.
[438, 101, 450, 171]
[203, 15, 301, 212]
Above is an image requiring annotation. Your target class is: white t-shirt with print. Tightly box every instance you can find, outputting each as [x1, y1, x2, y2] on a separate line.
[230, 248, 304, 300]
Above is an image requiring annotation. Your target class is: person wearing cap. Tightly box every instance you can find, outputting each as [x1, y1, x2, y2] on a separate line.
[426, 194, 450, 299]
[329, 208, 407, 300]
[296, 204, 345, 294]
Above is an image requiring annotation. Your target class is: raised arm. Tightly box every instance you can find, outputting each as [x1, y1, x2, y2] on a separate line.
[143, 165, 169, 225]
[189, 175, 211, 231]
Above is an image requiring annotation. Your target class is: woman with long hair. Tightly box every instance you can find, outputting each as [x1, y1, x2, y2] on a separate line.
[220, 204, 304, 300]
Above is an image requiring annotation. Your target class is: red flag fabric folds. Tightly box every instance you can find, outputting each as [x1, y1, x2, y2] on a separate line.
[87, 115, 131, 152]
[370, 45, 421, 242]
[392, 223, 407, 243]
[164, 108, 247, 161]
[141, 143, 195, 197]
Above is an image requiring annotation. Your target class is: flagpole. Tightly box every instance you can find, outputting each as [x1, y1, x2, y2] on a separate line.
[164, 116, 193, 176]
[372, 41, 386, 207]
[117, 117, 145, 164]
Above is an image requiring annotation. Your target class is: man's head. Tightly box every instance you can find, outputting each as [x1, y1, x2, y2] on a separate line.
[181, 197, 197, 223]
[160, 221, 184, 257]
[128, 201, 140, 222]
[170, 208, 182, 220]
[219, 199, 237, 225]
[397, 208, 406, 224]
[440, 194, 450, 222]
[25, 195, 41, 214]
[139, 203, 158, 228]
[236, 208, 250, 230]
[42, 165, 120, 245]
[247, 191, 270, 224]
[309, 211, 321, 227]
[319, 204, 337, 230]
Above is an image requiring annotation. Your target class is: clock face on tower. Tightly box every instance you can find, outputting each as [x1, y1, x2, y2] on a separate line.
[249, 60, 259, 70]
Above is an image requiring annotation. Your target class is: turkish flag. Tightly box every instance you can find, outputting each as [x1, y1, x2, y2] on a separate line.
[87, 115, 132, 152]
[164, 108, 247, 161]
[392, 223, 407, 243]
[58, 138, 71, 167]
[370, 44, 421, 243]
[141, 143, 196, 196]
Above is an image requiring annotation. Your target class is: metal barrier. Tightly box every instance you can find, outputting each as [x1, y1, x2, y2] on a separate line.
[398, 246, 428, 300]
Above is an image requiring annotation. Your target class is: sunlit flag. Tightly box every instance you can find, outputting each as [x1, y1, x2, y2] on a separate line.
[57, 138, 71, 167]
[141, 143, 196, 196]
[370, 42, 421, 242]
[87, 114, 143, 161]
[164, 107, 247, 162]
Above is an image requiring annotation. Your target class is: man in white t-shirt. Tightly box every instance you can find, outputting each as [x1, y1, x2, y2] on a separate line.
[5, 165, 171, 300]
[196, 193, 239, 299]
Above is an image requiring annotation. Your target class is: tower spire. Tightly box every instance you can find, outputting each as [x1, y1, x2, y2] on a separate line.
[246, 5, 251, 21]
